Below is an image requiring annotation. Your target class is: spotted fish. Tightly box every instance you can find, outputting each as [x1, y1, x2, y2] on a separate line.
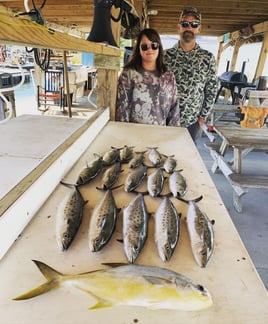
[155, 196, 181, 262]
[97, 161, 122, 190]
[163, 155, 177, 174]
[56, 184, 87, 251]
[169, 170, 188, 197]
[147, 147, 162, 166]
[76, 153, 103, 186]
[124, 165, 147, 192]
[186, 201, 215, 268]
[128, 151, 146, 169]
[119, 145, 134, 162]
[89, 190, 120, 252]
[102, 146, 121, 166]
[147, 167, 165, 197]
[123, 193, 149, 263]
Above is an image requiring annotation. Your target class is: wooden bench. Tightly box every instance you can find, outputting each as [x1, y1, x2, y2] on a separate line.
[229, 173, 268, 212]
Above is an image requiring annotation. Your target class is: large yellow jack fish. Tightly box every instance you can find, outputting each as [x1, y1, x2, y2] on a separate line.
[13, 260, 213, 311]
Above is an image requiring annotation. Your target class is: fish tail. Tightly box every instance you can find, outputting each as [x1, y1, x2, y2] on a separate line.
[13, 260, 63, 300]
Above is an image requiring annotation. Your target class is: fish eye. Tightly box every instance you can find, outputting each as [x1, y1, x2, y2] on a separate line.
[197, 284, 205, 291]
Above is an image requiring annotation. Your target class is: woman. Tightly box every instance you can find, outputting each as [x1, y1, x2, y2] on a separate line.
[115, 28, 180, 127]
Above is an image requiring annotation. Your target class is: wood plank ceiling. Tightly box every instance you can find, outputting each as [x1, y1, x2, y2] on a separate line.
[0, 0, 267, 37]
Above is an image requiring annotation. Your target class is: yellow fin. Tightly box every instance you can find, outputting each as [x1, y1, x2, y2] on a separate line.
[88, 299, 115, 310]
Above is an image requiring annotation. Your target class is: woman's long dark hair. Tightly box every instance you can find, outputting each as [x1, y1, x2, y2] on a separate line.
[124, 28, 167, 76]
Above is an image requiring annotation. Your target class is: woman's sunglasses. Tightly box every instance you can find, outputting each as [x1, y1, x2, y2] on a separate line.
[180, 21, 200, 28]
[140, 42, 159, 51]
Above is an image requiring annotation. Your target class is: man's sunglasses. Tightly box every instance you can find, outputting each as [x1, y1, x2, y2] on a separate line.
[180, 21, 200, 28]
[140, 42, 159, 51]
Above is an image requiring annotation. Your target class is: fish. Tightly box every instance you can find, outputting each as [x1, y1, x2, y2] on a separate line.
[56, 184, 88, 251]
[124, 165, 148, 192]
[186, 201, 215, 268]
[97, 162, 122, 190]
[128, 151, 146, 169]
[169, 170, 188, 197]
[163, 155, 177, 174]
[147, 147, 162, 166]
[13, 260, 213, 311]
[119, 145, 134, 162]
[89, 189, 120, 252]
[102, 146, 121, 166]
[76, 153, 103, 186]
[154, 196, 181, 262]
[122, 193, 149, 263]
[147, 167, 165, 197]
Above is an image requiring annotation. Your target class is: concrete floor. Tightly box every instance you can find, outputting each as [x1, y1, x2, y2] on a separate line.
[196, 131, 268, 290]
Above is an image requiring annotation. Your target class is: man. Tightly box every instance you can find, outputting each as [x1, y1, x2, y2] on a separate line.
[164, 7, 218, 142]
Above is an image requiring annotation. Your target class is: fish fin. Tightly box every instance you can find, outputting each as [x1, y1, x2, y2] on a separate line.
[13, 260, 62, 300]
[13, 280, 61, 300]
[89, 299, 115, 310]
[32, 260, 62, 280]
[101, 262, 128, 268]
[143, 275, 173, 286]
[60, 180, 75, 188]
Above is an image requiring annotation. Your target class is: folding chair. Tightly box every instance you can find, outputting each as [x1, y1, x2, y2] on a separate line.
[37, 69, 64, 111]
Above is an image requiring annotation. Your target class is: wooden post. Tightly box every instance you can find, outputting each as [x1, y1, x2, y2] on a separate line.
[63, 51, 72, 118]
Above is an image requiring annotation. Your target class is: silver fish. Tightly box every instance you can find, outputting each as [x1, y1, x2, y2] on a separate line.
[89, 190, 120, 252]
[147, 147, 162, 166]
[147, 168, 165, 197]
[98, 162, 122, 190]
[169, 170, 188, 197]
[128, 151, 146, 168]
[76, 153, 103, 186]
[123, 194, 149, 263]
[186, 201, 215, 268]
[102, 146, 120, 166]
[13, 260, 213, 311]
[56, 185, 87, 251]
[163, 155, 177, 174]
[124, 165, 148, 192]
[155, 196, 181, 262]
[119, 145, 134, 162]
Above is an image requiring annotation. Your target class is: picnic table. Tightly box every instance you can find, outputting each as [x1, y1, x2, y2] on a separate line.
[210, 126, 268, 212]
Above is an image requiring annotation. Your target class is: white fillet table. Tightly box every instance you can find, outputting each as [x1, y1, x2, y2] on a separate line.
[0, 121, 267, 324]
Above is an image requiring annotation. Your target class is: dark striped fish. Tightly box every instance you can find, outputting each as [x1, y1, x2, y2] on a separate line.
[155, 196, 181, 262]
[186, 201, 215, 268]
[56, 184, 87, 251]
[123, 194, 149, 263]
[89, 190, 120, 252]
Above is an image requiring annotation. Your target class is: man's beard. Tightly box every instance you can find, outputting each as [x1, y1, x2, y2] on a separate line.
[182, 31, 195, 43]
